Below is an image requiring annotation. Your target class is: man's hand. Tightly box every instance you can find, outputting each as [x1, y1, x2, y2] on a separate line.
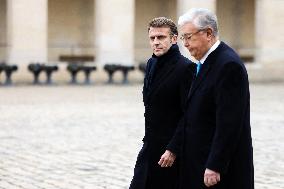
[204, 168, 220, 187]
[158, 150, 176, 168]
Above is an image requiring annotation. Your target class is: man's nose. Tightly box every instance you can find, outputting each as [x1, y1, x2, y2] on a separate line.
[153, 37, 160, 45]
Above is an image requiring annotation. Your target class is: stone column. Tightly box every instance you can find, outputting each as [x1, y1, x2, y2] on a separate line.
[95, 0, 135, 66]
[255, 0, 284, 65]
[7, 0, 47, 64]
[177, 0, 216, 15]
[177, 0, 216, 59]
[0, 0, 7, 62]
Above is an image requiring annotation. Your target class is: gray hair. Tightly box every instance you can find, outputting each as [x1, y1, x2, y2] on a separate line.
[178, 8, 219, 37]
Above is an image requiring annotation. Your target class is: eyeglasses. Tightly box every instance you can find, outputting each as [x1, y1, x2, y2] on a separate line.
[180, 29, 205, 42]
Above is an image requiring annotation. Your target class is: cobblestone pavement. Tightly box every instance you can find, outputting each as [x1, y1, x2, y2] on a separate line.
[0, 83, 283, 189]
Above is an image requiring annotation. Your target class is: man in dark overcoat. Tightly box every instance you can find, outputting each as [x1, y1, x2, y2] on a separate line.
[129, 17, 194, 189]
[169, 8, 254, 189]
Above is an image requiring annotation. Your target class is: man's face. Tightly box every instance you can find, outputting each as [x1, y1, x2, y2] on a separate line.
[180, 22, 211, 60]
[148, 27, 177, 57]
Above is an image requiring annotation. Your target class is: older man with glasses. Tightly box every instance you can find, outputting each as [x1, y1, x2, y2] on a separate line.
[168, 8, 254, 189]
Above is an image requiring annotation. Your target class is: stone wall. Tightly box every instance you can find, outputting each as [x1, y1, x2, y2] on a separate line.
[48, 0, 94, 61]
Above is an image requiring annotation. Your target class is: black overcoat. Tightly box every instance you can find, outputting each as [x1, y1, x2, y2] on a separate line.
[170, 42, 254, 189]
[129, 45, 194, 189]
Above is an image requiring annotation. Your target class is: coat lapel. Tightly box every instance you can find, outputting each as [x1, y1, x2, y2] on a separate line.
[186, 42, 225, 102]
[187, 62, 211, 101]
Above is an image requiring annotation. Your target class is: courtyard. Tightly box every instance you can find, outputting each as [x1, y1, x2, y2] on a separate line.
[0, 83, 283, 189]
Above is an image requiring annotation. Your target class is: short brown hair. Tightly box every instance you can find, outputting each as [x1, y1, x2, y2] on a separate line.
[148, 17, 178, 36]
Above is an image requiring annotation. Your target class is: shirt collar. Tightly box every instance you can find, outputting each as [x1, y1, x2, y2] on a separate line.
[199, 40, 220, 64]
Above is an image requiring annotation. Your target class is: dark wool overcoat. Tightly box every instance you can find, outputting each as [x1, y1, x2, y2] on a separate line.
[129, 44, 194, 189]
[169, 42, 254, 189]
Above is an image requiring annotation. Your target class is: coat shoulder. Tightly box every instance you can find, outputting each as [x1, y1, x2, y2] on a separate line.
[178, 55, 193, 65]
[212, 43, 249, 82]
[218, 42, 243, 65]
[176, 55, 195, 75]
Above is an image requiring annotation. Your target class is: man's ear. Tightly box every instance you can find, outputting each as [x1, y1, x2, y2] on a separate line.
[171, 34, 178, 44]
[206, 27, 214, 38]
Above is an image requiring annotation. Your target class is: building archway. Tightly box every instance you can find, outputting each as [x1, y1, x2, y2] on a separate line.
[0, 0, 7, 62]
[217, 0, 256, 62]
[48, 0, 95, 62]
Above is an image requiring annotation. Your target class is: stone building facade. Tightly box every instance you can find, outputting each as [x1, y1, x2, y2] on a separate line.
[0, 0, 283, 81]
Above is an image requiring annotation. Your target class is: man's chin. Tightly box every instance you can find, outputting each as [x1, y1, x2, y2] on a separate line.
[189, 52, 198, 60]
[154, 51, 165, 57]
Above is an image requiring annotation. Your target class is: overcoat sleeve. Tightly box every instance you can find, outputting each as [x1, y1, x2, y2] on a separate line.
[206, 62, 249, 174]
[166, 116, 185, 155]
[166, 62, 194, 155]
